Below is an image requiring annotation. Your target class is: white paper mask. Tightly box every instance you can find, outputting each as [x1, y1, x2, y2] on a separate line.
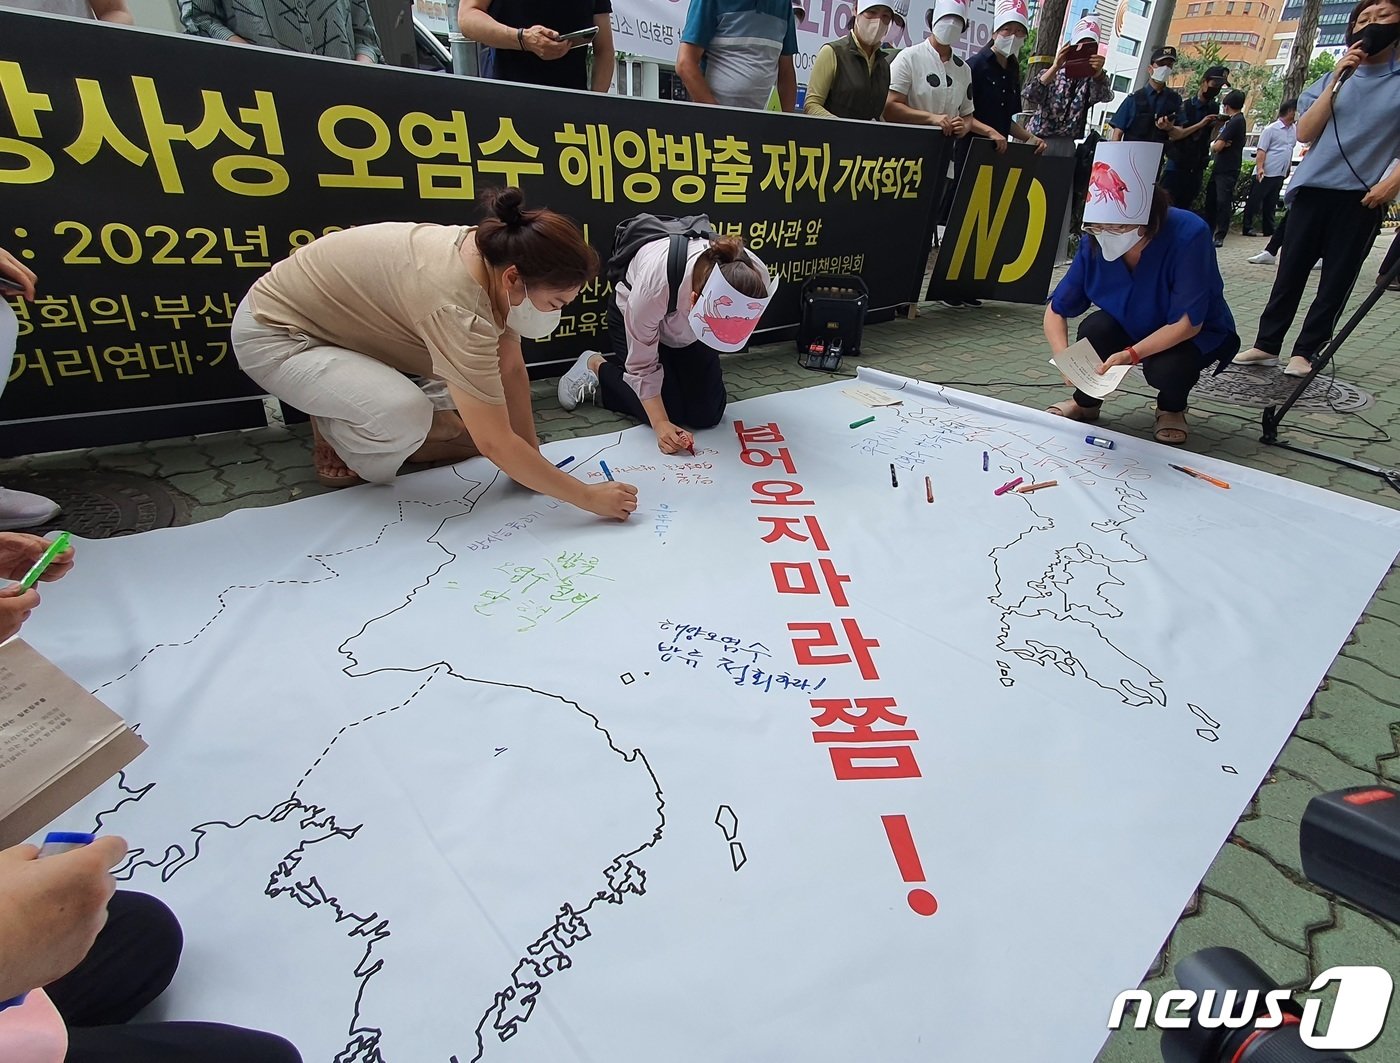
[686, 258, 778, 352]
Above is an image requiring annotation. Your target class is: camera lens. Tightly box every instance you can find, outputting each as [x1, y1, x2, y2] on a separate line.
[1160, 949, 1355, 1063]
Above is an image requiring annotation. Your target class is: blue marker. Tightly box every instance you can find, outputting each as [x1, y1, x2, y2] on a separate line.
[0, 833, 97, 1012]
[1085, 435, 1115, 450]
[600, 460, 614, 481]
[554, 455, 576, 469]
[39, 831, 96, 857]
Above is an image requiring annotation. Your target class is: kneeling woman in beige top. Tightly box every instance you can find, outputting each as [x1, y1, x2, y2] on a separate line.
[231, 187, 638, 521]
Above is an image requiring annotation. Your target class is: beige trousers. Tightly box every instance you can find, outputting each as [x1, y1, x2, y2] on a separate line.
[231, 296, 453, 483]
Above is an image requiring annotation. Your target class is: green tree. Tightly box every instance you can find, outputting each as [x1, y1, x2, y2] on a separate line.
[1306, 50, 1336, 84]
[1170, 40, 1228, 88]
[1172, 42, 1279, 126]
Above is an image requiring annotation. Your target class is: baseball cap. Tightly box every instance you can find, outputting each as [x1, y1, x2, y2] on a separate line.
[857, 0, 908, 26]
[1150, 45, 1177, 64]
[1203, 65, 1231, 84]
[1071, 16, 1101, 44]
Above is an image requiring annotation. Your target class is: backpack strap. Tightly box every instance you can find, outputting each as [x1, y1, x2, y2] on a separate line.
[665, 233, 689, 315]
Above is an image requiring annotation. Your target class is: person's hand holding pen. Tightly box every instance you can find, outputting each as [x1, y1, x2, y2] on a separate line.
[0, 837, 128, 1002]
[580, 481, 638, 520]
[0, 532, 75, 586]
[653, 420, 693, 455]
[0, 532, 74, 642]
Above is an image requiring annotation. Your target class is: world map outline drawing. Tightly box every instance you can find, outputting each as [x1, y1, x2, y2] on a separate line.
[27, 369, 1400, 1062]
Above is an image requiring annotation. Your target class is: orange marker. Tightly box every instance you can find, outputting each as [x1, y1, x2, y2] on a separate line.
[1169, 464, 1230, 490]
[1017, 480, 1059, 494]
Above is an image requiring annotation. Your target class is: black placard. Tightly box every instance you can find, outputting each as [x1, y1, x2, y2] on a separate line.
[926, 139, 1075, 305]
[0, 11, 945, 448]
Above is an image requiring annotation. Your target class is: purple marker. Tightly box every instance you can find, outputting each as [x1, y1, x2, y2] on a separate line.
[994, 477, 1024, 496]
[982, 451, 989, 471]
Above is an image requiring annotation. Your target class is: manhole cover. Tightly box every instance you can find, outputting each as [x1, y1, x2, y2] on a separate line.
[1, 470, 192, 538]
[1191, 365, 1375, 412]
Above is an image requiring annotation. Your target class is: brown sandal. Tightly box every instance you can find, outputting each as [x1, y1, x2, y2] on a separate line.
[1153, 408, 1189, 446]
[1046, 399, 1100, 423]
[311, 419, 364, 488]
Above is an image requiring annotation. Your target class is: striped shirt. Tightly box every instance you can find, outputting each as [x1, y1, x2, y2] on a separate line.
[682, 0, 798, 110]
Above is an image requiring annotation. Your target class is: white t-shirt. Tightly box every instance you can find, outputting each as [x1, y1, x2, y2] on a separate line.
[2, 0, 94, 17]
[888, 37, 975, 120]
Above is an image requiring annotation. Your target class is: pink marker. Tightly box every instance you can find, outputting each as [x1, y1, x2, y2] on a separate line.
[994, 477, 1023, 496]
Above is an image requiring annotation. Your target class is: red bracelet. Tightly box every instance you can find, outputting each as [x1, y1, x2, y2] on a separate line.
[1127, 346, 1141, 365]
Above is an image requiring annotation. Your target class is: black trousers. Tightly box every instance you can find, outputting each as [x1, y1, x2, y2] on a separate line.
[46, 892, 301, 1063]
[1242, 174, 1284, 235]
[1252, 187, 1384, 361]
[1162, 166, 1205, 212]
[1265, 211, 1288, 255]
[597, 301, 727, 428]
[1070, 310, 1236, 414]
[1203, 165, 1239, 239]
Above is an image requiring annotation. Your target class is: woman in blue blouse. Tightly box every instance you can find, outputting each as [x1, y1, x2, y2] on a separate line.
[1043, 143, 1239, 445]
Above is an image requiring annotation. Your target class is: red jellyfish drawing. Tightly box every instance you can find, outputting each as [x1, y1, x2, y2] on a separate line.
[696, 294, 764, 347]
[1087, 162, 1130, 210]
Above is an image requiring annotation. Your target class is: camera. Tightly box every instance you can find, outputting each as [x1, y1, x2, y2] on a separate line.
[1160, 786, 1400, 1062]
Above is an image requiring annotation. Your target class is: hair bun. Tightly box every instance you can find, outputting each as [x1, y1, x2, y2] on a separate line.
[706, 235, 747, 264]
[482, 185, 526, 227]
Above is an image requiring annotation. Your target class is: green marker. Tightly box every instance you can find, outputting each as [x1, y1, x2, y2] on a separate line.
[849, 416, 875, 429]
[17, 531, 70, 591]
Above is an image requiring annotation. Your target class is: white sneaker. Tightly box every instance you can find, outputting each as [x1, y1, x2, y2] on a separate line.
[556, 350, 599, 411]
[1247, 250, 1276, 265]
[1233, 347, 1277, 365]
[0, 487, 60, 531]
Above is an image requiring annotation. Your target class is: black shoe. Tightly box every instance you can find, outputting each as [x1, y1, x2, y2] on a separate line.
[1213, 237, 1225, 248]
[963, 298, 983, 308]
[1241, 230, 1257, 236]
[939, 298, 966, 309]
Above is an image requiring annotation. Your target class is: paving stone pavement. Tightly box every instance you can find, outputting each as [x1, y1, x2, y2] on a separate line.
[4, 235, 1399, 1062]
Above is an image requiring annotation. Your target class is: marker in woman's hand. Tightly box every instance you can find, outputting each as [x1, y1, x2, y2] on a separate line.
[18, 532, 70, 591]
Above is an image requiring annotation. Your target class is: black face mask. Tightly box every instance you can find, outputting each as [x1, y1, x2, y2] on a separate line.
[1203, 84, 1222, 98]
[1345, 20, 1400, 54]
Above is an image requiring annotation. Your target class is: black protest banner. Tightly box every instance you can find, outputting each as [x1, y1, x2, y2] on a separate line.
[926, 139, 1074, 305]
[0, 12, 945, 451]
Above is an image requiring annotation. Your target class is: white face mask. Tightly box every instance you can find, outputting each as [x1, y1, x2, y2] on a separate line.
[506, 282, 563, 339]
[854, 15, 889, 47]
[1150, 64, 1172, 84]
[993, 33, 1024, 58]
[932, 15, 963, 45]
[1094, 229, 1143, 262]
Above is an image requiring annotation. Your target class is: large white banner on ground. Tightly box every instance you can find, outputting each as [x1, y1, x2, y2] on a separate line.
[25, 371, 1400, 1062]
